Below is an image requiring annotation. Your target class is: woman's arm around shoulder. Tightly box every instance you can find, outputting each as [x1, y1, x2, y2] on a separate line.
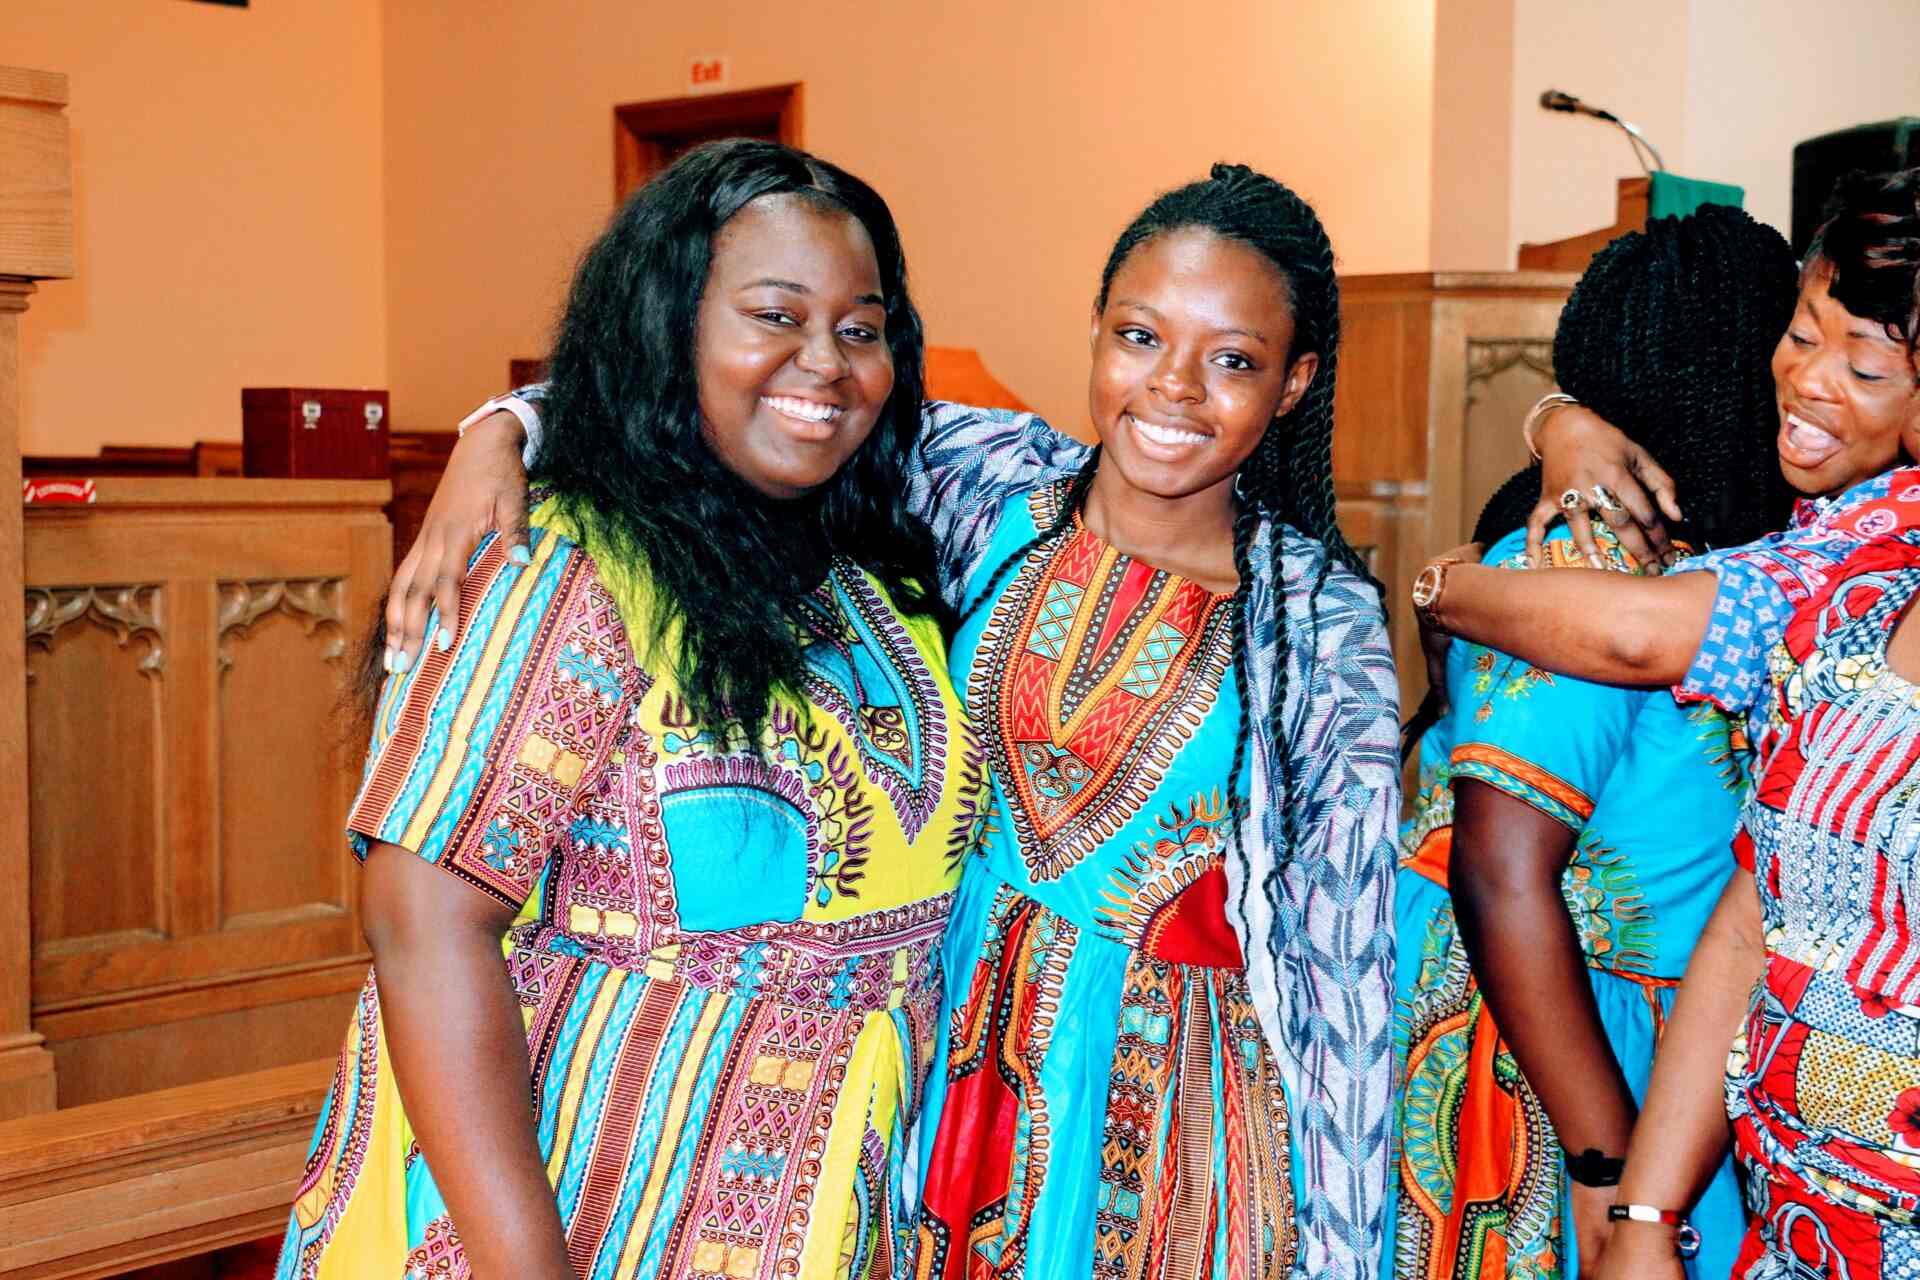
[906, 401, 1090, 606]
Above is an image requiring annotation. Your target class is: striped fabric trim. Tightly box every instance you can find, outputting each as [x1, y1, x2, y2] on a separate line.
[565, 979, 682, 1274]
[1449, 742, 1594, 831]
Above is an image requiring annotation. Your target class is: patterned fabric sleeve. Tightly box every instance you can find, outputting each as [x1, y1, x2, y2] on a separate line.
[1668, 530, 1815, 720]
[1670, 465, 1920, 718]
[348, 526, 631, 908]
[1236, 527, 1399, 1280]
[1448, 538, 1639, 830]
[903, 400, 1089, 609]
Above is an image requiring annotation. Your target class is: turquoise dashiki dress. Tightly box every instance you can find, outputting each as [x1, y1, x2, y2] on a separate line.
[275, 515, 985, 1280]
[1389, 526, 1748, 1280]
[914, 482, 1293, 1280]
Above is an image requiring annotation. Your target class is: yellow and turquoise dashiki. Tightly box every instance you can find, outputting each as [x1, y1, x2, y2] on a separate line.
[1388, 526, 1748, 1280]
[275, 515, 984, 1280]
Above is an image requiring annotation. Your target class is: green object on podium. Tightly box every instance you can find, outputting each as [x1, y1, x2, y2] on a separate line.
[1649, 172, 1745, 219]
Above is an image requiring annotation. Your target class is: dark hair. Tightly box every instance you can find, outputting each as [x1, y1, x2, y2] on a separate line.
[1401, 204, 1801, 757]
[1807, 167, 1920, 365]
[533, 139, 945, 739]
[957, 162, 1375, 896]
[1476, 204, 1799, 553]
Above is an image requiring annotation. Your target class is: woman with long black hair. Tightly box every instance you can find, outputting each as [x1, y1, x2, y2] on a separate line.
[399, 164, 1402, 1280]
[277, 140, 985, 1280]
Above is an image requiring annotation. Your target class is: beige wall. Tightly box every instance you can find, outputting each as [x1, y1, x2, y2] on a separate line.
[1506, 1, 1690, 253]
[4, 0, 387, 456]
[383, 0, 1435, 436]
[1685, 0, 1920, 237]
[1465, 0, 1920, 268]
[1431, 0, 1514, 269]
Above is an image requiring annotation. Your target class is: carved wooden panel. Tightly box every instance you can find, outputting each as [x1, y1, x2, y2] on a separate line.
[1335, 273, 1576, 714]
[216, 579, 353, 926]
[1461, 339, 1556, 537]
[21, 480, 390, 1106]
[24, 586, 165, 950]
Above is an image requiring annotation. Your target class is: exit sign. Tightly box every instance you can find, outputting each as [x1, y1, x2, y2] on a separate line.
[688, 55, 729, 93]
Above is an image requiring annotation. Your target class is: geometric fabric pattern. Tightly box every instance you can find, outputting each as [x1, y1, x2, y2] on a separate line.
[276, 519, 982, 1280]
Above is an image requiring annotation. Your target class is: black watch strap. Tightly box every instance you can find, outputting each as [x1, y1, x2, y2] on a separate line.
[1562, 1147, 1625, 1187]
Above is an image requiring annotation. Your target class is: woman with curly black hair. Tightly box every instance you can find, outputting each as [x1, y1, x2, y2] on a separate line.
[275, 140, 986, 1280]
[1390, 205, 1796, 1280]
[412, 162, 1401, 1280]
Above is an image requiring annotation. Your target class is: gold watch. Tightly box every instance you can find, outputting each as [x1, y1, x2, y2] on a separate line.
[1412, 558, 1462, 628]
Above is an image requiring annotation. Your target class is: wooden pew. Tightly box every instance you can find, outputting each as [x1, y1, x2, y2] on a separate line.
[24, 433, 454, 572]
[0, 1058, 332, 1279]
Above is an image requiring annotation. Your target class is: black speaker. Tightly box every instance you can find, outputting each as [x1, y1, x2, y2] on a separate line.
[1792, 119, 1920, 255]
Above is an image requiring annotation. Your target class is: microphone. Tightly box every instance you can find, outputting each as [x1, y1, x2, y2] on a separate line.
[1539, 89, 1612, 120]
[1537, 88, 1665, 173]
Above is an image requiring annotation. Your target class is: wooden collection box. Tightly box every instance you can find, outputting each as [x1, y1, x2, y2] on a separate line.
[241, 387, 391, 480]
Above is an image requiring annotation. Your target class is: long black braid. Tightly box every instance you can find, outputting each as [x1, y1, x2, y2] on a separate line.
[958, 164, 1375, 975]
[1401, 203, 1799, 754]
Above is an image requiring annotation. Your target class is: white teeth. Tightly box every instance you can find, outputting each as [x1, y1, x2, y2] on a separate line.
[763, 395, 840, 423]
[1129, 413, 1208, 447]
[1786, 412, 1839, 451]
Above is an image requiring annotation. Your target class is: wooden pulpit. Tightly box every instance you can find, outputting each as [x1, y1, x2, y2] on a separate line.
[1516, 177, 1650, 273]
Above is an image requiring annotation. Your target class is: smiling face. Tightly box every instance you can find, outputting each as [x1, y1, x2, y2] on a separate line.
[1773, 263, 1920, 497]
[1087, 228, 1317, 515]
[694, 194, 893, 500]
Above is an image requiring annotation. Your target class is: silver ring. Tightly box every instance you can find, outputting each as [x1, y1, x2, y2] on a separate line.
[1589, 484, 1625, 514]
[1558, 488, 1586, 512]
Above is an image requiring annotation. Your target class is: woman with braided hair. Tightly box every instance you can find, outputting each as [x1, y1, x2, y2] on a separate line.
[408, 162, 1400, 1280]
[1415, 169, 1920, 1280]
[1390, 205, 1796, 1280]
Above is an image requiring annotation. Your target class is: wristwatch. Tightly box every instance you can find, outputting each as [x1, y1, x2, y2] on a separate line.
[1411, 558, 1462, 629]
[1608, 1204, 1702, 1259]
[1563, 1147, 1624, 1187]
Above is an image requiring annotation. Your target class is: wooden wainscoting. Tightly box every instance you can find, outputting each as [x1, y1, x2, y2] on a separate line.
[1334, 271, 1577, 713]
[23, 479, 388, 1107]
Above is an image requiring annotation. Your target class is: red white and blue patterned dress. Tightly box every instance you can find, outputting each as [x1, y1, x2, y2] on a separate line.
[1676, 467, 1920, 1277]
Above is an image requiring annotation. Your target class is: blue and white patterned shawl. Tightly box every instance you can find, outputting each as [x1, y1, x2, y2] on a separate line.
[907, 402, 1400, 1280]
[500, 389, 1400, 1279]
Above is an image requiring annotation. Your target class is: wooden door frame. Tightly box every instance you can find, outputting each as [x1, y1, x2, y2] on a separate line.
[612, 83, 803, 203]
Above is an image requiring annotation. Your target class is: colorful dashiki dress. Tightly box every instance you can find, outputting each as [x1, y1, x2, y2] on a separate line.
[483, 389, 1404, 1279]
[1390, 526, 1747, 1280]
[1675, 474, 1920, 1279]
[915, 486, 1297, 1280]
[275, 513, 985, 1280]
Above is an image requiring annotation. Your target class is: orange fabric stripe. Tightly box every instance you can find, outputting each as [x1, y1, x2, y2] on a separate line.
[1405, 826, 1453, 888]
[1451, 743, 1594, 822]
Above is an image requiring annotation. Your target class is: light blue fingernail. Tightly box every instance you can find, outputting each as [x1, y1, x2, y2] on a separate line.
[509, 544, 533, 566]
[435, 627, 452, 652]
[392, 648, 412, 674]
